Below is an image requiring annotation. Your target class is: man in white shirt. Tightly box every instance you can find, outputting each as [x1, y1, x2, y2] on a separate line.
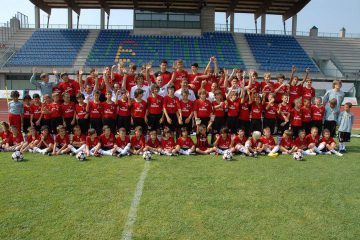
[130, 74, 150, 101]
[174, 79, 196, 101]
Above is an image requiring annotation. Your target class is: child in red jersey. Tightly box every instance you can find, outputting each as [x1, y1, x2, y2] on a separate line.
[87, 90, 103, 135]
[160, 127, 177, 156]
[116, 89, 131, 134]
[274, 74, 289, 103]
[301, 98, 312, 134]
[290, 98, 303, 138]
[305, 126, 321, 155]
[319, 129, 343, 156]
[61, 92, 76, 134]
[195, 124, 213, 154]
[97, 125, 116, 156]
[131, 89, 147, 132]
[171, 59, 189, 90]
[22, 95, 32, 136]
[114, 127, 131, 157]
[30, 93, 42, 132]
[225, 91, 240, 134]
[232, 128, 250, 156]
[263, 93, 277, 135]
[294, 129, 316, 156]
[194, 89, 212, 130]
[32, 125, 54, 155]
[67, 125, 86, 155]
[288, 66, 308, 104]
[245, 71, 261, 94]
[162, 85, 180, 133]
[212, 127, 234, 155]
[175, 127, 195, 155]
[50, 92, 63, 134]
[277, 93, 291, 136]
[52, 125, 70, 156]
[101, 91, 117, 133]
[2, 125, 24, 152]
[122, 64, 137, 92]
[146, 84, 164, 132]
[0, 122, 12, 150]
[85, 128, 101, 157]
[75, 93, 89, 135]
[211, 90, 226, 143]
[238, 86, 252, 137]
[20, 126, 39, 153]
[311, 97, 325, 134]
[260, 127, 280, 157]
[144, 129, 162, 155]
[244, 130, 263, 157]
[178, 90, 194, 134]
[279, 130, 297, 155]
[302, 78, 315, 103]
[40, 94, 53, 132]
[250, 93, 263, 133]
[261, 73, 274, 102]
[130, 126, 146, 155]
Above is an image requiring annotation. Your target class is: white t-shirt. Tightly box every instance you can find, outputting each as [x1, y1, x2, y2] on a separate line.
[130, 85, 150, 102]
[174, 88, 196, 101]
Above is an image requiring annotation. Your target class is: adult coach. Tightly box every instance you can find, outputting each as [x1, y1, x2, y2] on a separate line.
[323, 80, 345, 110]
[30, 68, 59, 97]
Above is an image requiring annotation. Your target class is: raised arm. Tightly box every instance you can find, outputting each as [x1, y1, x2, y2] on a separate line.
[30, 68, 41, 88]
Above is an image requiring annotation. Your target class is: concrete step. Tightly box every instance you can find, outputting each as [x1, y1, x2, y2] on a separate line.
[233, 33, 259, 69]
[73, 29, 100, 68]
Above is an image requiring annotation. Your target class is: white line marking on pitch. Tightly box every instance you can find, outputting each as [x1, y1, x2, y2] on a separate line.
[121, 161, 151, 240]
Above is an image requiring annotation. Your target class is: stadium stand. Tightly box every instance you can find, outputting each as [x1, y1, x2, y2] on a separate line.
[245, 33, 319, 72]
[7, 29, 89, 66]
[86, 30, 244, 68]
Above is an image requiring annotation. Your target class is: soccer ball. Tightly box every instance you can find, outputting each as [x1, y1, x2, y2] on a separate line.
[76, 151, 86, 161]
[222, 150, 233, 161]
[142, 151, 152, 161]
[293, 152, 303, 161]
[12, 151, 24, 162]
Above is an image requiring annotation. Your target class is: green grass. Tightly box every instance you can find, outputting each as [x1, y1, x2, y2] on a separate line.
[1, 139, 360, 239]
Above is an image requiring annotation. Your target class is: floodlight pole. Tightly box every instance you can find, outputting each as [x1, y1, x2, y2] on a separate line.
[292, 14, 297, 36]
[261, 14, 266, 34]
[68, 8, 73, 29]
[34, 6, 40, 29]
[100, 8, 105, 29]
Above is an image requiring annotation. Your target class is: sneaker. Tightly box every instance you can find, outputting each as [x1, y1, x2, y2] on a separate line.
[209, 152, 216, 155]
[117, 153, 123, 158]
[28, 149, 33, 153]
[307, 152, 317, 156]
[282, 152, 288, 155]
[334, 151, 343, 157]
[324, 151, 332, 155]
[69, 152, 75, 156]
[268, 152, 279, 157]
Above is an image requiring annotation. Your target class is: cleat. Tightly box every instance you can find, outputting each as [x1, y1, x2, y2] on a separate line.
[268, 152, 279, 157]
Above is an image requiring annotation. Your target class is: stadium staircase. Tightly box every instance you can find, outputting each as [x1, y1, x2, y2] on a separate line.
[296, 36, 360, 78]
[73, 30, 100, 68]
[233, 33, 259, 70]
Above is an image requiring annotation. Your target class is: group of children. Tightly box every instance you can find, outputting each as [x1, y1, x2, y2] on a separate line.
[0, 59, 355, 158]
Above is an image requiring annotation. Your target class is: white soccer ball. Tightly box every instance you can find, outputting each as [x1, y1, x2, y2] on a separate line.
[222, 150, 233, 161]
[142, 151, 152, 161]
[12, 151, 23, 162]
[76, 151, 86, 161]
[293, 152, 303, 161]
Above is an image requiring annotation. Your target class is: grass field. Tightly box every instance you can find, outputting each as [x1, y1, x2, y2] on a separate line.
[1, 139, 360, 240]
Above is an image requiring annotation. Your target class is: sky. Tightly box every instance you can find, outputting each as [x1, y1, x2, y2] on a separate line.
[0, 0, 359, 33]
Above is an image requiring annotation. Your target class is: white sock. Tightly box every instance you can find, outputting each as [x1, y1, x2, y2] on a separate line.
[217, 149, 225, 155]
[100, 149, 113, 156]
[121, 146, 130, 155]
[179, 149, 187, 155]
[74, 144, 86, 154]
[338, 142, 343, 150]
[270, 146, 279, 153]
[314, 143, 325, 154]
[39, 148, 47, 154]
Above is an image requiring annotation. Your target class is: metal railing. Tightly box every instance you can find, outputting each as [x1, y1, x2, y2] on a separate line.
[0, 12, 28, 42]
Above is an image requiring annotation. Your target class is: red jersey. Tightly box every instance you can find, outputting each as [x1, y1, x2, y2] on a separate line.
[55, 134, 70, 146]
[61, 102, 75, 118]
[27, 133, 39, 143]
[50, 102, 62, 118]
[84, 76, 95, 87]
[101, 101, 117, 119]
[99, 133, 115, 148]
[250, 103, 262, 120]
[305, 134, 320, 146]
[311, 105, 325, 121]
[86, 136, 99, 148]
[290, 108, 302, 127]
[117, 100, 131, 117]
[58, 79, 79, 96]
[280, 137, 293, 149]
[274, 82, 289, 102]
[42, 102, 52, 120]
[294, 137, 307, 150]
[233, 135, 247, 146]
[112, 72, 123, 85]
[146, 138, 161, 148]
[39, 134, 54, 148]
[289, 84, 302, 103]
[173, 70, 189, 90]
[260, 136, 276, 146]
[301, 106, 312, 123]
[131, 135, 145, 149]
[239, 102, 250, 121]
[194, 99, 212, 118]
[204, 76, 218, 92]
[179, 100, 194, 118]
[278, 103, 291, 121]
[261, 82, 274, 98]
[161, 137, 176, 150]
[302, 87, 315, 101]
[131, 100, 147, 118]
[246, 81, 261, 93]
[72, 134, 86, 144]
[8, 133, 24, 145]
[247, 138, 261, 148]
[125, 74, 136, 92]
[23, 104, 32, 119]
[163, 96, 180, 114]
[196, 133, 209, 149]
[147, 95, 163, 115]
[188, 73, 202, 93]
[75, 103, 87, 119]
[212, 101, 225, 117]
[227, 99, 240, 117]
[0, 131, 12, 144]
[216, 135, 231, 149]
[320, 136, 335, 145]
[88, 101, 102, 119]
[115, 135, 130, 148]
[176, 136, 194, 149]
[263, 102, 277, 119]
[30, 103, 42, 120]
[98, 75, 112, 94]
[156, 71, 172, 85]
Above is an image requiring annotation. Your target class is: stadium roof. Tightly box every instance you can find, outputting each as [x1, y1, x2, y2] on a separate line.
[30, 0, 310, 20]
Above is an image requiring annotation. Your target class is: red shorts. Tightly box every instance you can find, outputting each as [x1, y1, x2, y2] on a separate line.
[9, 113, 22, 132]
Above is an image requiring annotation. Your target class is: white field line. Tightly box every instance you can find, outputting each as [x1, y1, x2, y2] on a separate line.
[121, 161, 151, 240]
